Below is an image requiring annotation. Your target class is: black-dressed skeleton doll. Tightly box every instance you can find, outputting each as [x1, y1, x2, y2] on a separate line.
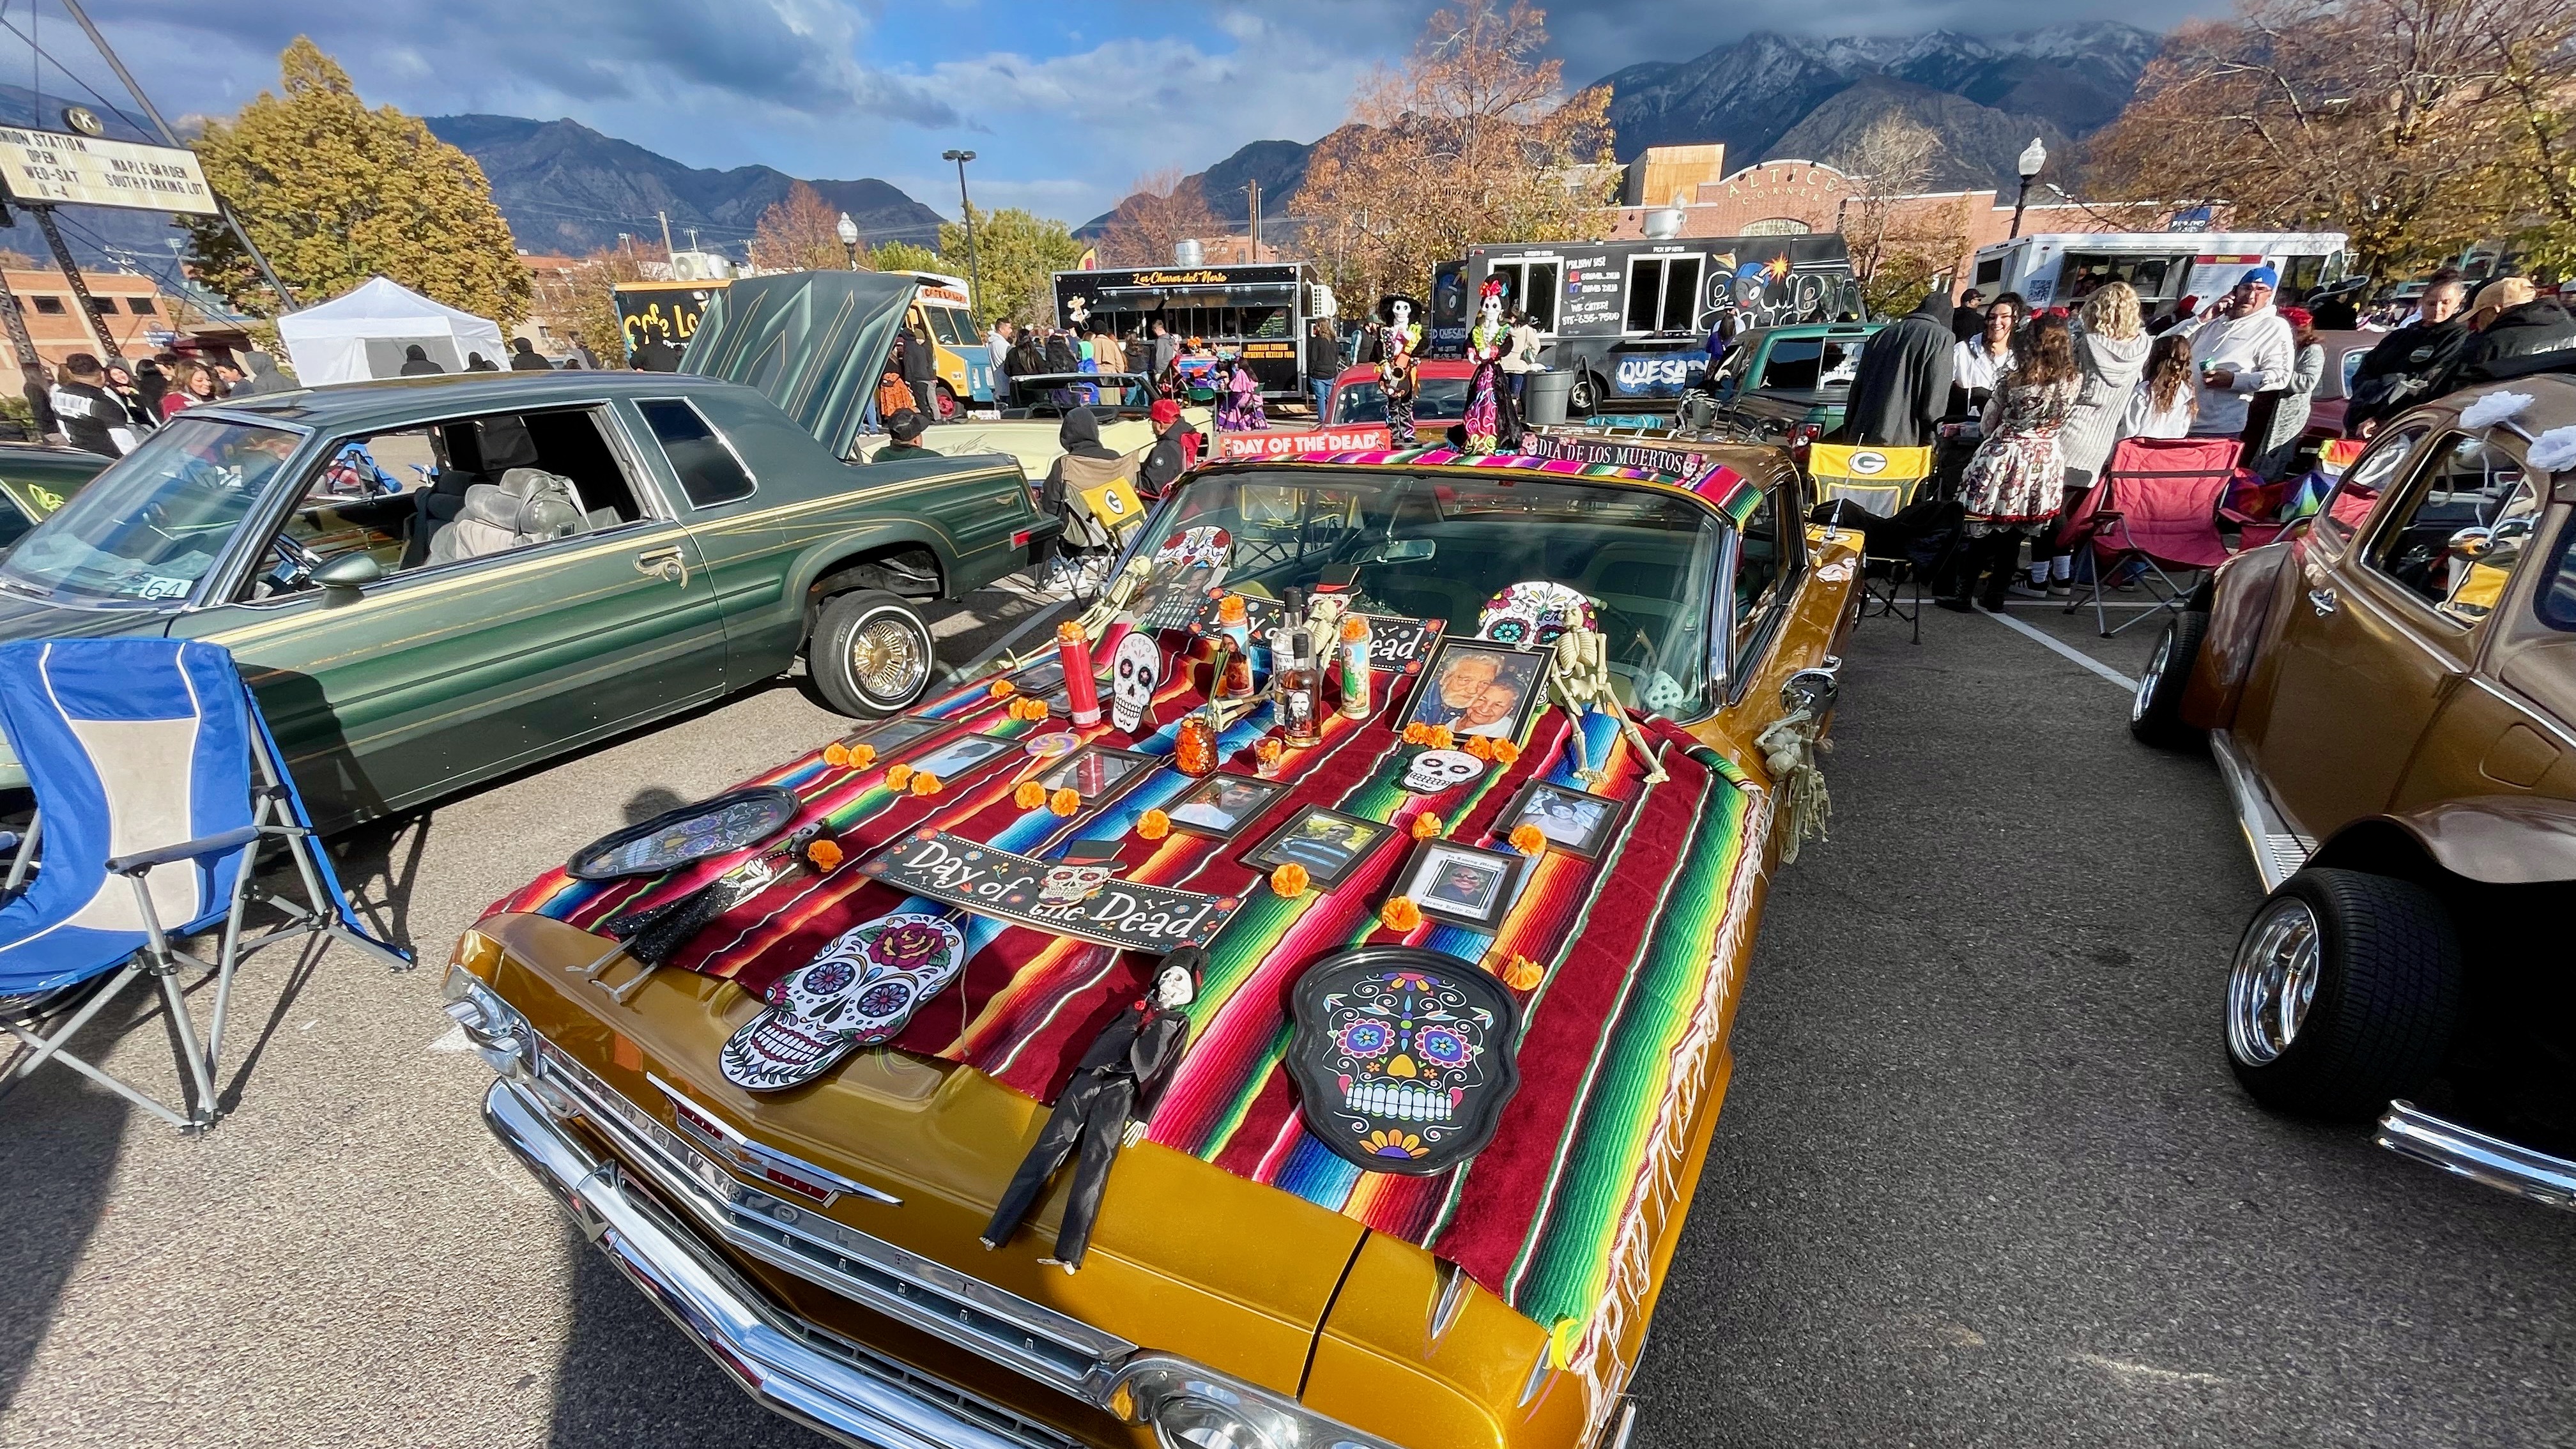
[981, 948, 1201, 1271]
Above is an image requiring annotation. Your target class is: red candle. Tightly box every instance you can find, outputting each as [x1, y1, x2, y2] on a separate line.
[1058, 621, 1101, 726]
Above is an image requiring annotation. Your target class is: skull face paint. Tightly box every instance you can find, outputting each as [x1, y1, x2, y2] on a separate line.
[1286, 947, 1523, 1175]
[1402, 748, 1484, 794]
[1111, 633, 1162, 735]
[719, 913, 965, 1091]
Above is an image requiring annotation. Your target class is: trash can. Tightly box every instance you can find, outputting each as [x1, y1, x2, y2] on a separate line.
[1524, 369, 1572, 426]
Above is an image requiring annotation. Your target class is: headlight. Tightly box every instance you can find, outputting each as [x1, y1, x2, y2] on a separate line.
[1116, 1355, 1393, 1449]
[442, 963, 532, 1077]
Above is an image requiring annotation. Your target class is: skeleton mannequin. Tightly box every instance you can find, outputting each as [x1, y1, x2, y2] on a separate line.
[1460, 281, 1521, 454]
[982, 949, 1202, 1271]
[1379, 298, 1423, 447]
[1551, 626, 1668, 785]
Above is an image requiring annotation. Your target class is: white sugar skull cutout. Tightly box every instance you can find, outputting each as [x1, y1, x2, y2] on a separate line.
[719, 912, 964, 1092]
[1038, 852, 1128, 906]
[1112, 633, 1162, 735]
[1402, 748, 1484, 794]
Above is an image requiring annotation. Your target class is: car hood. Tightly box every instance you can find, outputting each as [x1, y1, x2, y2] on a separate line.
[682, 270, 918, 462]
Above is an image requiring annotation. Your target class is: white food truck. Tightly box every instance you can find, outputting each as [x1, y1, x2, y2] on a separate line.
[1968, 230, 2352, 310]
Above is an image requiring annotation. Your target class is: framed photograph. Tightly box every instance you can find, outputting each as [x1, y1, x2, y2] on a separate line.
[1395, 839, 1529, 932]
[908, 733, 1016, 780]
[1404, 638, 1550, 742]
[1038, 744, 1156, 802]
[1244, 806, 1395, 889]
[1165, 773, 1287, 840]
[1504, 780, 1625, 860]
[847, 715, 944, 755]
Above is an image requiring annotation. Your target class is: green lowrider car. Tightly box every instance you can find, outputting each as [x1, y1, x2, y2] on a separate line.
[0, 441, 110, 553]
[0, 272, 1055, 828]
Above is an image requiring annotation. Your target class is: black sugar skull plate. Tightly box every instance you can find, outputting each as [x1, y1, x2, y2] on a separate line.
[1286, 946, 1522, 1175]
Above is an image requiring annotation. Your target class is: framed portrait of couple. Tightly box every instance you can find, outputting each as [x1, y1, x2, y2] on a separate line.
[1402, 639, 1550, 742]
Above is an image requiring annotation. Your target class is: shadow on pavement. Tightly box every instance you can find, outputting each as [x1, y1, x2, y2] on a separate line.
[0, 1004, 133, 1412]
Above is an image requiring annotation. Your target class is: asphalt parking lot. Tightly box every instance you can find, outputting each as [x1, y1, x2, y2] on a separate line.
[3, 582, 2571, 1448]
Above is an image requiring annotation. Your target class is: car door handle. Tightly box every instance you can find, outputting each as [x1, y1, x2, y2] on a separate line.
[2307, 587, 2338, 616]
[634, 546, 688, 587]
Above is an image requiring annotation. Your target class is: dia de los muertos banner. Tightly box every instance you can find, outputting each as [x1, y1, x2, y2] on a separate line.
[857, 830, 1240, 951]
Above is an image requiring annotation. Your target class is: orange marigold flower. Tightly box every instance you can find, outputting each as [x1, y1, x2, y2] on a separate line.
[1379, 896, 1422, 931]
[1015, 779, 1047, 809]
[1410, 813, 1443, 840]
[1425, 724, 1455, 751]
[1049, 788, 1080, 816]
[1269, 862, 1309, 896]
[1137, 809, 1171, 840]
[823, 742, 850, 767]
[1508, 823, 1546, 855]
[1055, 620, 1088, 646]
[1503, 953, 1544, 990]
[804, 839, 845, 871]
[885, 763, 914, 788]
[1015, 697, 1049, 721]
[847, 744, 877, 770]
[1491, 740, 1520, 765]
[1402, 721, 1430, 745]
[1462, 734, 1494, 760]
[910, 771, 943, 797]
[989, 678, 1016, 698]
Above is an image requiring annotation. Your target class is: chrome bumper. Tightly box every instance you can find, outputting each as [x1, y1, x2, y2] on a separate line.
[2375, 1099, 2576, 1211]
[483, 1077, 1082, 1449]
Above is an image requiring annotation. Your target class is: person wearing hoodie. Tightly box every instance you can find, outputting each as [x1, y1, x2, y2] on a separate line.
[1839, 291, 1954, 447]
[2025, 282, 2152, 595]
[2184, 265, 2294, 454]
[2457, 277, 2576, 369]
[2344, 277, 2467, 435]
[233, 351, 295, 397]
[396, 343, 444, 377]
[49, 353, 128, 456]
[2257, 307, 2327, 479]
[1039, 407, 1137, 592]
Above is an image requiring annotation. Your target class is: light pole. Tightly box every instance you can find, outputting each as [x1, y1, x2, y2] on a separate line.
[942, 148, 984, 319]
[835, 211, 861, 270]
[2009, 137, 2048, 240]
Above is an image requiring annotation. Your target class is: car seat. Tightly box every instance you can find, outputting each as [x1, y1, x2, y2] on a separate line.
[425, 468, 586, 566]
[412, 416, 542, 566]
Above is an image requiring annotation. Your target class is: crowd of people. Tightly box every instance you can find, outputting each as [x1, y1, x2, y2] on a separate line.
[1838, 260, 2570, 611]
[12, 348, 300, 458]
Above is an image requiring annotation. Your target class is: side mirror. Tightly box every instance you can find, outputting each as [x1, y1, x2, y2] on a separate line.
[1780, 656, 1841, 716]
[312, 552, 383, 592]
[2446, 525, 2494, 562]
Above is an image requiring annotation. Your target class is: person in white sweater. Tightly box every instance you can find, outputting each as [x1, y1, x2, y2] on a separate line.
[2185, 265, 2295, 447]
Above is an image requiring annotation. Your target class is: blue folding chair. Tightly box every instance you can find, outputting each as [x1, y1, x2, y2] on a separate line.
[0, 639, 409, 1131]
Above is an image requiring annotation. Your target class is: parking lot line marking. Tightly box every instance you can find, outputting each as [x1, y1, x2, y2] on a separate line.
[1975, 604, 2142, 692]
[2066, 1352, 2226, 1386]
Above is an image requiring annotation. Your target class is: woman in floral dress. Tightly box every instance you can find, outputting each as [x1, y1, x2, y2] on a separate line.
[1942, 312, 2080, 611]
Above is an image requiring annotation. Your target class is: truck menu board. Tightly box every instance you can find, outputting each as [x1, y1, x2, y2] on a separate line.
[1558, 252, 1625, 334]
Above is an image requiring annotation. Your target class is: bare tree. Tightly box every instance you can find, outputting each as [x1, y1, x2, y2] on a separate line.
[1096, 167, 1226, 267]
[1834, 116, 1943, 311]
[750, 181, 857, 273]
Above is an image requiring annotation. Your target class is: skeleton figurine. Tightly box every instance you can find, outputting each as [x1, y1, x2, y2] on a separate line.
[997, 556, 1154, 674]
[982, 948, 1203, 1272]
[1549, 625, 1667, 786]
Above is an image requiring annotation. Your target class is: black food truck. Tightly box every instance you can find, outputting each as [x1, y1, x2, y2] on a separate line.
[1053, 263, 1324, 400]
[1442, 234, 1860, 413]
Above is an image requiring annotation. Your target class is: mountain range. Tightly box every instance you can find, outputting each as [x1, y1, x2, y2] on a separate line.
[1092, 22, 2164, 234]
[422, 115, 946, 259]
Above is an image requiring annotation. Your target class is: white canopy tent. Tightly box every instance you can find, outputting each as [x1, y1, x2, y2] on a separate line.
[275, 277, 507, 385]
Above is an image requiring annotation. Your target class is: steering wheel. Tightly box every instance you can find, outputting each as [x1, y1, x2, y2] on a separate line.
[263, 533, 324, 593]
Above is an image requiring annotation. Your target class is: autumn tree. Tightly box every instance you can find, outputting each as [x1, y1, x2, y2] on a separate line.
[751, 181, 859, 272]
[937, 205, 1082, 326]
[1831, 116, 1956, 316]
[184, 38, 528, 323]
[866, 240, 946, 275]
[2087, 0, 2575, 279]
[1096, 167, 1224, 267]
[532, 247, 649, 362]
[1298, 0, 1615, 303]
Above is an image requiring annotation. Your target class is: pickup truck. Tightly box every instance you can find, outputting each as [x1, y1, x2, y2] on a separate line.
[1705, 322, 1882, 447]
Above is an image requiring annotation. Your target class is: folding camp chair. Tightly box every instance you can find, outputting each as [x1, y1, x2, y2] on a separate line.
[1808, 443, 1935, 518]
[2055, 436, 2240, 638]
[1811, 494, 1958, 645]
[0, 639, 408, 1132]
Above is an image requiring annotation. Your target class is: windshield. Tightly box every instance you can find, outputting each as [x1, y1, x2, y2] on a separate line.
[1006, 375, 1156, 412]
[1, 418, 302, 603]
[1330, 377, 1472, 425]
[1133, 468, 1723, 717]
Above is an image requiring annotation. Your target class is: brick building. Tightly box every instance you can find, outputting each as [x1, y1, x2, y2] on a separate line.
[1, 267, 185, 370]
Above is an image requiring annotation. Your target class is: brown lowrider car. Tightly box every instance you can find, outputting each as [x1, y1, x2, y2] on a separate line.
[448, 443, 1860, 1449]
[2130, 376, 2576, 1209]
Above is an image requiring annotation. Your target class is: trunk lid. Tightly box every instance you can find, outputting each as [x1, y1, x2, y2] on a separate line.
[684, 270, 918, 462]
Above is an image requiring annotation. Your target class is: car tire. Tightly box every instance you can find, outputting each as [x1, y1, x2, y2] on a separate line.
[2225, 868, 2462, 1120]
[2128, 610, 2208, 749]
[809, 589, 936, 719]
[935, 382, 962, 422]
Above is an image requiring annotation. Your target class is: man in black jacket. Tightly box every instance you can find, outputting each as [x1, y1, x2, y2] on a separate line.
[507, 337, 553, 371]
[899, 321, 940, 416]
[395, 343, 444, 376]
[49, 353, 126, 457]
[2345, 278, 2467, 435]
[1839, 293, 1955, 447]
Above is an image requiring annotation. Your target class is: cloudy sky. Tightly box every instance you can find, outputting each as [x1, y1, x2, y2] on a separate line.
[57, 0, 2219, 226]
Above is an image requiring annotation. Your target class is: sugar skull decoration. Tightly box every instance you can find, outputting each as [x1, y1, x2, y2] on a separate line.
[719, 912, 965, 1091]
[1402, 747, 1484, 794]
[1153, 526, 1231, 571]
[1111, 632, 1162, 735]
[1476, 581, 1598, 650]
[1036, 839, 1128, 907]
[1286, 946, 1522, 1174]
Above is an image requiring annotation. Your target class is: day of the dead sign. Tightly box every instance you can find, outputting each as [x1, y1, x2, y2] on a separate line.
[859, 831, 1240, 950]
[1520, 431, 1724, 482]
[1184, 592, 1443, 672]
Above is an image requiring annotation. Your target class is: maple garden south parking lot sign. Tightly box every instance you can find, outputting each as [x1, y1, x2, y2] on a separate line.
[0, 127, 219, 215]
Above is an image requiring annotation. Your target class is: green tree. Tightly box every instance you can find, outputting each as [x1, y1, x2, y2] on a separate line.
[184, 38, 530, 325]
[866, 240, 947, 276]
[937, 206, 1082, 326]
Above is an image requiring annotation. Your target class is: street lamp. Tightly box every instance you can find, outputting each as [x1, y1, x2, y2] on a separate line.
[835, 211, 860, 270]
[2009, 137, 2048, 240]
[942, 148, 985, 320]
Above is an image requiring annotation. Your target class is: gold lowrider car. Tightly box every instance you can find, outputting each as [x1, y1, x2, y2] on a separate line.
[448, 440, 1858, 1448]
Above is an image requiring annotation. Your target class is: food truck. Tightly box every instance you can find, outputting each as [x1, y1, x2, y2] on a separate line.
[1052, 262, 1328, 400]
[1446, 233, 1859, 413]
[898, 270, 994, 415]
[1967, 230, 2352, 312]
[611, 278, 724, 362]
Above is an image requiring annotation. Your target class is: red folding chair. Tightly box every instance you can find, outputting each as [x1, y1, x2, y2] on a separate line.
[2054, 436, 2240, 637]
